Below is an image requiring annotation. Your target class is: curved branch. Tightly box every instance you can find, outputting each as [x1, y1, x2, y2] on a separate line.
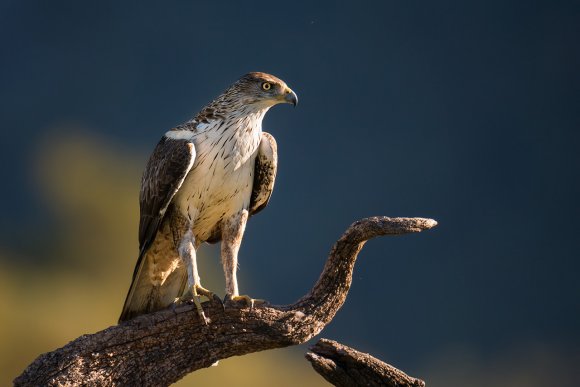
[306, 338, 425, 387]
[14, 216, 437, 386]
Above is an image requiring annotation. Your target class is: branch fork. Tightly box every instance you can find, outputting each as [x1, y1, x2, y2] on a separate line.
[15, 216, 436, 386]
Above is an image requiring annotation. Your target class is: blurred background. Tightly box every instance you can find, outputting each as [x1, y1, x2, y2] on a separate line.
[1, 1, 579, 386]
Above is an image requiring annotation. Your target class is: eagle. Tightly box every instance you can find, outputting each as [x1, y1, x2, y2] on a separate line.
[119, 72, 297, 323]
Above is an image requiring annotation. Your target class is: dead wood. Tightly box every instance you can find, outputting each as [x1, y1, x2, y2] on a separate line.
[306, 338, 425, 387]
[14, 216, 436, 386]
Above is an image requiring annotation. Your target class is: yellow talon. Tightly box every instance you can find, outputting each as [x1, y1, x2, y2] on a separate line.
[194, 284, 215, 299]
[178, 285, 215, 325]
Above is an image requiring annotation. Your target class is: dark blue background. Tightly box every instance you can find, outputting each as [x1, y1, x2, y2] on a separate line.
[1, 0, 579, 384]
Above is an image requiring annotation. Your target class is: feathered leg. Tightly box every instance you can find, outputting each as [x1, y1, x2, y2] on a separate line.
[178, 228, 214, 324]
[221, 209, 264, 308]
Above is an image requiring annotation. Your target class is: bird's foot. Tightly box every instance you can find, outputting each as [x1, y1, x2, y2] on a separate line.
[177, 284, 222, 325]
[194, 284, 212, 297]
[191, 290, 210, 325]
[224, 293, 266, 309]
[198, 284, 225, 311]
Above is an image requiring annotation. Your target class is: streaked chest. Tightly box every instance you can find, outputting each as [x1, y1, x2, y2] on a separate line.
[175, 113, 264, 224]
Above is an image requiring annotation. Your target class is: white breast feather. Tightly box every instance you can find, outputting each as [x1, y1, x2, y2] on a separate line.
[173, 109, 266, 240]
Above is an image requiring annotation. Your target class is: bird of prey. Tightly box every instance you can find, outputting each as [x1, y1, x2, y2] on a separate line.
[119, 72, 297, 323]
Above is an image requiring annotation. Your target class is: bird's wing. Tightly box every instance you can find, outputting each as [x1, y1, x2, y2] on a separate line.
[119, 136, 195, 322]
[249, 132, 278, 216]
[138, 136, 196, 255]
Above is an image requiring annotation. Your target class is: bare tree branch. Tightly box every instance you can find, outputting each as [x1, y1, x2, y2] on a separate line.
[14, 216, 437, 386]
[306, 338, 425, 387]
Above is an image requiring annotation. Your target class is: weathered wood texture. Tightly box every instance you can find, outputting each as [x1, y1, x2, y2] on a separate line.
[14, 216, 436, 386]
[306, 339, 425, 387]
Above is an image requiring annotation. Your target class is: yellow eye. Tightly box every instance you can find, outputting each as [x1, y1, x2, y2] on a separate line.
[262, 82, 272, 91]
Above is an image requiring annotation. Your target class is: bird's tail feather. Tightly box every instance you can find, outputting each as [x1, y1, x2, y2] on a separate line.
[118, 248, 186, 323]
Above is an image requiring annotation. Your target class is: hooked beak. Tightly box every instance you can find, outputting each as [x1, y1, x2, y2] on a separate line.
[283, 88, 298, 107]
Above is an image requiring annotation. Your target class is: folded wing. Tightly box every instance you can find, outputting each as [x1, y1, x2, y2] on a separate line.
[249, 132, 278, 216]
[119, 136, 196, 322]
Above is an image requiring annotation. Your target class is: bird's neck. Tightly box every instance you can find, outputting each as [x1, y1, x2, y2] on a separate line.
[168, 101, 271, 139]
[226, 106, 269, 128]
[197, 103, 269, 133]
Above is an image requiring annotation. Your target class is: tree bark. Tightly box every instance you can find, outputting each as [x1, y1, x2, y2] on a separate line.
[14, 216, 436, 386]
[306, 338, 425, 387]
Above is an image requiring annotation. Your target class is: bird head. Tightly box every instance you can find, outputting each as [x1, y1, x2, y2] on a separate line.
[231, 72, 298, 109]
